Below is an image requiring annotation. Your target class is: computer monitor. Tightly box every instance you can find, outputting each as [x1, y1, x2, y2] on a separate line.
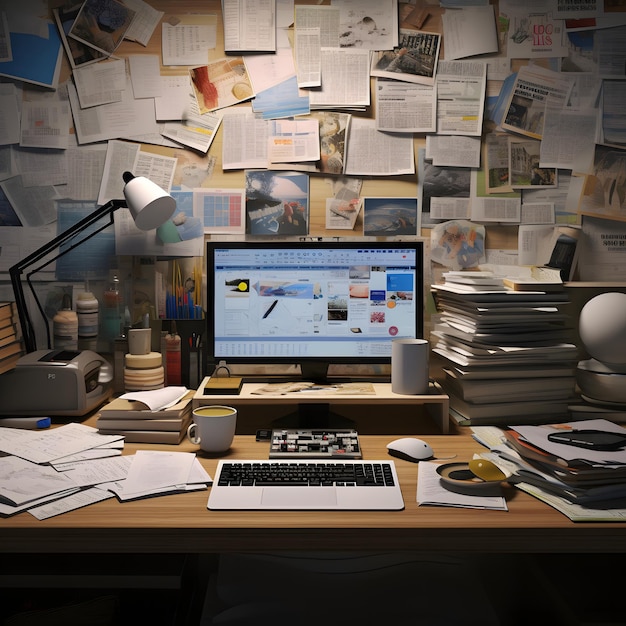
[206, 240, 424, 384]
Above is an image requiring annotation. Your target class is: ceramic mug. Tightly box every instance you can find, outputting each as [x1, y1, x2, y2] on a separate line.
[127, 328, 152, 355]
[188, 406, 237, 453]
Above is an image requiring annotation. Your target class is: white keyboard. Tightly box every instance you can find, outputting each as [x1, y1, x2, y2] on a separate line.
[207, 459, 405, 510]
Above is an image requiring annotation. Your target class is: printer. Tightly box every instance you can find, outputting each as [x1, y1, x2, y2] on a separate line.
[0, 349, 113, 417]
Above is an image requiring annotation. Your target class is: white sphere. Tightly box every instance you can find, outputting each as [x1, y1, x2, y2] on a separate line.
[579, 292, 626, 365]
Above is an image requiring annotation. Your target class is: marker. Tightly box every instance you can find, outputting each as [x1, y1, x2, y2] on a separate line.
[0, 417, 52, 429]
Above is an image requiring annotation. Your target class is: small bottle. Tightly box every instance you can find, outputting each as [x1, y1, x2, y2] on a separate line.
[53, 293, 78, 350]
[102, 273, 122, 343]
[76, 290, 99, 338]
[165, 321, 181, 385]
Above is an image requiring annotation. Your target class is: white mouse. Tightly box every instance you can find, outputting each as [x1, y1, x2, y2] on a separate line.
[386, 437, 434, 463]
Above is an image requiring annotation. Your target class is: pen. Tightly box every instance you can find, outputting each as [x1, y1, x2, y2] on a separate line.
[0, 417, 52, 429]
[263, 299, 278, 319]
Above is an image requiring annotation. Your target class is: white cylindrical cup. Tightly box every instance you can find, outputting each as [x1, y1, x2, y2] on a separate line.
[127, 328, 152, 355]
[188, 406, 237, 453]
[391, 338, 429, 395]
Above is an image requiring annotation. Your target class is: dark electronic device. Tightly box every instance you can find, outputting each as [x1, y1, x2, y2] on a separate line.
[547, 429, 626, 451]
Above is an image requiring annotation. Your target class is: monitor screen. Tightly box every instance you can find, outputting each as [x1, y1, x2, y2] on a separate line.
[206, 240, 424, 382]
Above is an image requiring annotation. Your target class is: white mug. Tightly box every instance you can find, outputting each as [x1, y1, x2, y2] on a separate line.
[127, 328, 152, 355]
[391, 338, 430, 395]
[188, 406, 237, 453]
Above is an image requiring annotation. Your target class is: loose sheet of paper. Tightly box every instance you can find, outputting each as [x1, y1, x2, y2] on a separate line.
[120, 386, 189, 411]
[120, 450, 197, 498]
[162, 16, 217, 66]
[0, 422, 123, 465]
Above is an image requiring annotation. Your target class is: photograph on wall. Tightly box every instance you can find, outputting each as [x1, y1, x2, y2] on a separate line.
[484, 132, 513, 193]
[326, 196, 363, 230]
[430, 219, 485, 270]
[510, 138, 557, 189]
[68, 0, 136, 56]
[417, 149, 471, 227]
[0, 188, 21, 227]
[362, 197, 418, 236]
[578, 144, 626, 221]
[53, 5, 108, 69]
[190, 58, 254, 114]
[561, 26, 626, 78]
[315, 111, 349, 175]
[245, 170, 309, 235]
[371, 29, 441, 85]
[338, 0, 397, 50]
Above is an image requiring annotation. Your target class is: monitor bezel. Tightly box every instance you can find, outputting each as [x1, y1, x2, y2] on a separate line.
[205, 239, 424, 379]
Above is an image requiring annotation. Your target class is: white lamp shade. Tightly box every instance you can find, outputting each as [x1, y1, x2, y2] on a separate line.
[123, 176, 176, 230]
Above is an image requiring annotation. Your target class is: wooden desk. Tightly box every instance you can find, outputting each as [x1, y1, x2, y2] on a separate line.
[193, 380, 451, 433]
[2, 433, 626, 556]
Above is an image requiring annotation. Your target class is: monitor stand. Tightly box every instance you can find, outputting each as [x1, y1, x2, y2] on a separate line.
[270, 361, 357, 429]
[299, 360, 332, 385]
[272, 403, 355, 430]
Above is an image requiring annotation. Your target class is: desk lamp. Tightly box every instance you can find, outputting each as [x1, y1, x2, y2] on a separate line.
[576, 292, 626, 406]
[10, 172, 176, 354]
[0, 174, 176, 417]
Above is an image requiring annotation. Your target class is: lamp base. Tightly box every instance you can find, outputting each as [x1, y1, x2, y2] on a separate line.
[576, 358, 626, 405]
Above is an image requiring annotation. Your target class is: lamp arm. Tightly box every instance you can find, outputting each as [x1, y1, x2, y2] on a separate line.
[10, 199, 126, 353]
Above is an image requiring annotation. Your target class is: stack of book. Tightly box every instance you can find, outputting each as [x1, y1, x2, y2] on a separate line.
[432, 273, 578, 427]
[473, 419, 626, 521]
[96, 389, 194, 444]
[0, 302, 24, 376]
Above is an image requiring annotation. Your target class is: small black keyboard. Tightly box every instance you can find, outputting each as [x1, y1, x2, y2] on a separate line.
[269, 428, 362, 459]
[217, 461, 397, 487]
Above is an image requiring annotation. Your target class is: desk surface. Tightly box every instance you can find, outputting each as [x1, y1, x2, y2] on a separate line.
[3, 431, 626, 555]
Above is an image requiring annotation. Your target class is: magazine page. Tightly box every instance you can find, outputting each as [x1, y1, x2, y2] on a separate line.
[500, 65, 575, 140]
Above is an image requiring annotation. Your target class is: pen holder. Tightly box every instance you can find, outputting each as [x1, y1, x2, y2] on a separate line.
[162, 319, 205, 388]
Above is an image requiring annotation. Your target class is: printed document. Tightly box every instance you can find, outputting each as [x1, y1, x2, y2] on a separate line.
[221, 107, 269, 170]
[223, 0, 276, 53]
[436, 60, 487, 136]
[344, 118, 414, 176]
[162, 15, 217, 66]
[308, 48, 370, 109]
[268, 118, 320, 164]
[295, 27, 321, 88]
[375, 78, 436, 133]
[441, 5, 498, 61]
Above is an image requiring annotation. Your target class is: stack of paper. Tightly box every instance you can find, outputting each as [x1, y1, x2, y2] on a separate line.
[96, 387, 194, 444]
[0, 422, 211, 519]
[472, 419, 626, 522]
[432, 277, 578, 427]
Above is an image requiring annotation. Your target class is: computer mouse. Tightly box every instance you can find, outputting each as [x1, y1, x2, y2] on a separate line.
[386, 437, 434, 463]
